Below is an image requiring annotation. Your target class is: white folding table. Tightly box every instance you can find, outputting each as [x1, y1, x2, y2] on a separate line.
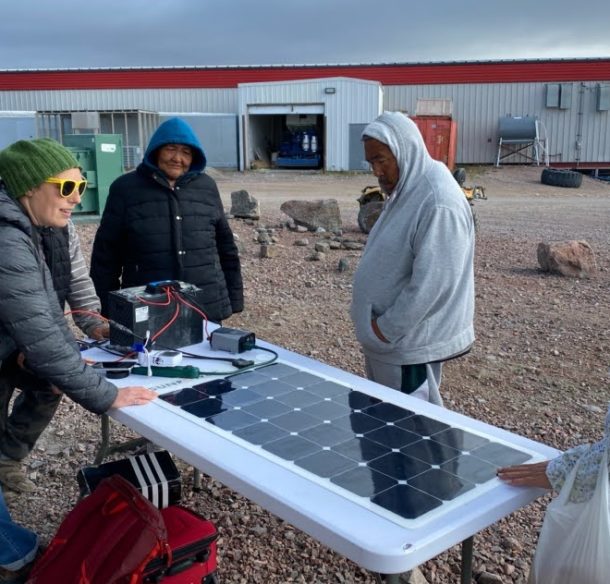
[86, 336, 559, 583]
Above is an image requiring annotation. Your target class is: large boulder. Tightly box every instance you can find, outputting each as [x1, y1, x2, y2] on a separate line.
[230, 189, 260, 219]
[357, 185, 386, 233]
[537, 240, 597, 278]
[357, 185, 386, 206]
[280, 199, 342, 232]
[358, 201, 385, 233]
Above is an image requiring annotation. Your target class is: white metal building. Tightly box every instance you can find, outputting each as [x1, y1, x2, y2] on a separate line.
[1, 59, 609, 170]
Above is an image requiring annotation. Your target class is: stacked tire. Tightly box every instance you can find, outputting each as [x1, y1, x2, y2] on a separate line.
[541, 168, 583, 188]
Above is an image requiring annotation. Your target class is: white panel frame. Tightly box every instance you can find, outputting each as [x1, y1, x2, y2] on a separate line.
[86, 332, 559, 576]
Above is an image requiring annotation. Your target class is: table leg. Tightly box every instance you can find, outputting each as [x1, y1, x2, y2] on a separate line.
[372, 573, 400, 583]
[94, 414, 111, 464]
[193, 467, 202, 491]
[461, 536, 474, 584]
[372, 537, 473, 584]
[94, 413, 149, 464]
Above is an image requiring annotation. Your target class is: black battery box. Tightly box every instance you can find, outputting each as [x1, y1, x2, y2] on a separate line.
[107, 281, 205, 349]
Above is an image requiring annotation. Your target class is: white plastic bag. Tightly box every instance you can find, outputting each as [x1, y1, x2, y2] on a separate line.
[529, 450, 610, 584]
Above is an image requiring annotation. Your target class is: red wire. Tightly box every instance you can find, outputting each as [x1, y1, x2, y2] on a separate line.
[136, 289, 172, 306]
[174, 292, 210, 338]
[64, 309, 109, 322]
[150, 297, 181, 343]
[75, 286, 207, 350]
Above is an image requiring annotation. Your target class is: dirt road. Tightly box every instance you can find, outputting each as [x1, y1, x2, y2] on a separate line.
[214, 165, 610, 244]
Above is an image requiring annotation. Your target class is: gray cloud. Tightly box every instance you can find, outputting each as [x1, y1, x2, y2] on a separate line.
[0, 0, 608, 70]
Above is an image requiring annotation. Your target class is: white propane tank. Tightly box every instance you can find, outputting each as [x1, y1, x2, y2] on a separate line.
[311, 135, 318, 153]
[302, 133, 310, 152]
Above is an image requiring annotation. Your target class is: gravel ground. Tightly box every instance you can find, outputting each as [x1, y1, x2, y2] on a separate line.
[8, 165, 610, 583]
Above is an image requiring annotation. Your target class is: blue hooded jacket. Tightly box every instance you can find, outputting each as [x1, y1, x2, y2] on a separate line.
[143, 117, 207, 178]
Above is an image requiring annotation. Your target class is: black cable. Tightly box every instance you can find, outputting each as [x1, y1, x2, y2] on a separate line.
[151, 342, 236, 363]
[94, 341, 279, 377]
[174, 290, 218, 327]
[108, 319, 146, 342]
[98, 307, 279, 371]
[150, 342, 278, 372]
[252, 345, 279, 363]
[162, 344, 278, 370]
[99, 342, 134, 358]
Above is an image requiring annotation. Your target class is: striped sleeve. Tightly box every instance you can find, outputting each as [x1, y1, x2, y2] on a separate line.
[65, 221, 105, 337]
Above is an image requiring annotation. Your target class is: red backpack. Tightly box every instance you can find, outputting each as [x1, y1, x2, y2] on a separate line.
[27, 475, 170, 584]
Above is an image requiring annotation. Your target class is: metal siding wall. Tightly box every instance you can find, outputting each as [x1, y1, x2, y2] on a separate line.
[384, 81, 610, 164]
[3, 79, 609, 166]
[0, 88, 237, 114]
[330, 80, 383, 170]
[160, 113, 238, 168]
[349, 123, 369, 170]
[0, 114, 36, 148]
[2, 60, 609, 90]
[326, 80, 383, 170]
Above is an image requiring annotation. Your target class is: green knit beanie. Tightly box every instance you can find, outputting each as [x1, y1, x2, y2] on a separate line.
[0, 138, 79, 199]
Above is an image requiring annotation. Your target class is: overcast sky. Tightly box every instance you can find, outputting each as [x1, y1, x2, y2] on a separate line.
[1, 0, 608, 70]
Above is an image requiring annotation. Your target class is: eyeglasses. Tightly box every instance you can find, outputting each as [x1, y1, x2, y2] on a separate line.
[44, 178, 87, 198]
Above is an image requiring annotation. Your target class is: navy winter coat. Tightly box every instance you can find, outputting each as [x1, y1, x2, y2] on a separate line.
[90, 118, 243, 321]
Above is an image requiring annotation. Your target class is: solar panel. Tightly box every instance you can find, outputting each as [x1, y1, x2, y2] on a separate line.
[157, 362, 534, 526]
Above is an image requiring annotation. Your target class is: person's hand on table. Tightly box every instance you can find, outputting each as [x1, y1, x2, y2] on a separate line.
[111, 387, 157, 409]
[497, 461, 552, 489]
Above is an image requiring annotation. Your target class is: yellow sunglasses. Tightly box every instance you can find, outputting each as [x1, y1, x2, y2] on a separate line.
[44, 178, 87, 198]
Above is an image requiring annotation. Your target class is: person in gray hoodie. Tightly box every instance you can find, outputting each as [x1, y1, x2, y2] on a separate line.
[351, 112, 475, 406]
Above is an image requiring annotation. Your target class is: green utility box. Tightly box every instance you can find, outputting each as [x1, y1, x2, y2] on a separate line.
[63, 134, 123, 216]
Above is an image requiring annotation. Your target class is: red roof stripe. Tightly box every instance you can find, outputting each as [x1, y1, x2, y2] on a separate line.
[1, 60, 609, 91]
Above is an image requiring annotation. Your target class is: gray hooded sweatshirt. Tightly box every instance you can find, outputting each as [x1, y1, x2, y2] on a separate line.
[350, 112, 475, 365]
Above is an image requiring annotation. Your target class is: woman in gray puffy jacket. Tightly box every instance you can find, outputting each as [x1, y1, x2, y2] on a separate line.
[0, 140, 156, 478]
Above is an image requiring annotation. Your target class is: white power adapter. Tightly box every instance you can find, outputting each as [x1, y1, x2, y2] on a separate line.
[137, 350, 183, 367]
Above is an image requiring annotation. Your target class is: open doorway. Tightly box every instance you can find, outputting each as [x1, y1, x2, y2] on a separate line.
[275, 114, 324, 169]
[245, 107, 325, 170]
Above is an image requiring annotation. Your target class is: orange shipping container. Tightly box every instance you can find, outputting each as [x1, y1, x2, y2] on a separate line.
[411, 116, 457, 171]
